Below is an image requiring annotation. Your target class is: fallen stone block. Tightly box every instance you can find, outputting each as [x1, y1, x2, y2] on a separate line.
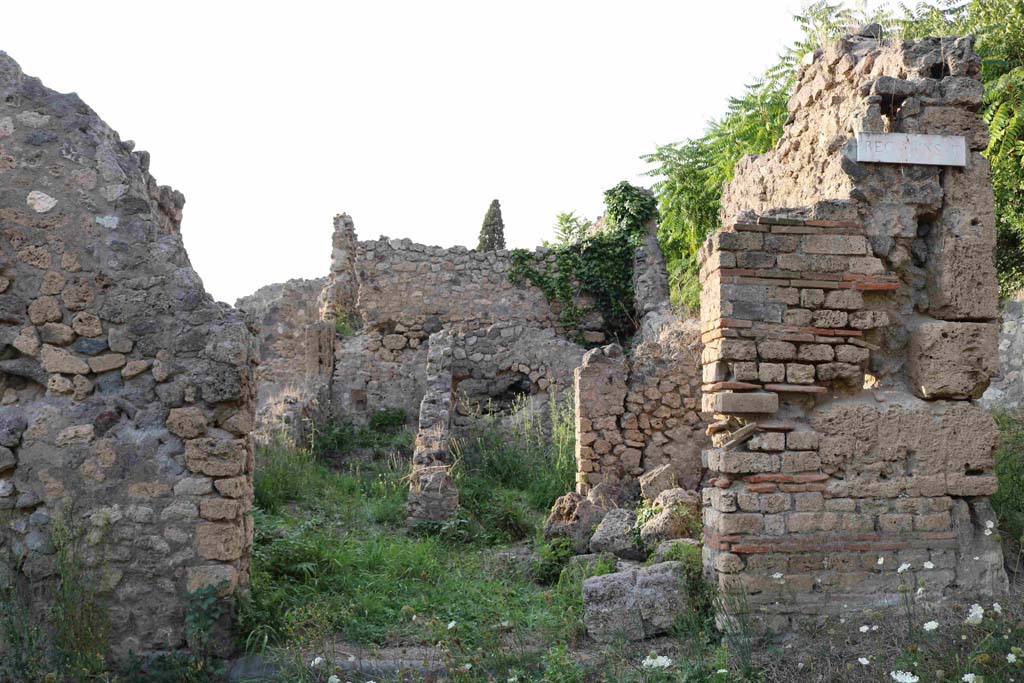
[583, 561, 686, 642]
[589, 508, 645, 560]
[543, 492, 606, 554]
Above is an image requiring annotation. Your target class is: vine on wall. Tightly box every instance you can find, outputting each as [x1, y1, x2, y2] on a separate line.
[508, 182, 657, 345]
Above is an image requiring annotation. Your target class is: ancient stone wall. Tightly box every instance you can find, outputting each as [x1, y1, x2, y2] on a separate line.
[0, 53, 256, 654]
[406, 330, 458, 523]
[321, 216, 594, 427]
[701, 32, 1005, 631]
[981, 291, 1024, 411]
[573, 317, 706, 496]
[236, 278, 332, 443]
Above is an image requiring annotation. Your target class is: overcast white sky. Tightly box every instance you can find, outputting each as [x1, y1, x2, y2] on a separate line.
[3, 1, 821, 304]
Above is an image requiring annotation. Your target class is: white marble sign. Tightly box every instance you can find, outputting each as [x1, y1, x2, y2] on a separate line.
[856, 132, 967, 167]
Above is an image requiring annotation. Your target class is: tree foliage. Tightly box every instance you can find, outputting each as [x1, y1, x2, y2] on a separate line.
[477, 199, 506, 251]
[645, 0, 1024, 308]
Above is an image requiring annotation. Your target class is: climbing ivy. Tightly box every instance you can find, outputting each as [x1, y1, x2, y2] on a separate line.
[508, 182, 657, 344]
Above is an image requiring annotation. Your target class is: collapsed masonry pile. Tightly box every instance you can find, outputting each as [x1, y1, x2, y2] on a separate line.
[699, 29, 1006, 632]
[0, 52, 257, 654]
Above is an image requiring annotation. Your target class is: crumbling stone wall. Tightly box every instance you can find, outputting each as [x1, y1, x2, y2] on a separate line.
[323, 216, 594, 426]
[237, 278, 332, 443]
[701, 32, 1006, 631]
[406, 330, 458, 523]
[981, 291, 1024, 411]
[573, 317, 706, 495]
[0, 53, 256, 654]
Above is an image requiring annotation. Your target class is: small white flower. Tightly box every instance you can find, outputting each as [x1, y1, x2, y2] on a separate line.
[860, 625, 870, 633]
[963, 674, 977, 683]
[916, 586, 925, 596]
[798, 662, 805, 669]
[310, 656, 325, 669]
[898, 563, 912, 573]
[463, 663, 472, 671]
[872, 625, 879, 631]
[327, 676, 341, 683]
[1009, 653, 1018, 664]
[923, 561, 935, 570]
[878, 557, 885, 565]
[965, 603, 985, 626]
[993, 602, 1003, 614]
[508, 677, 519, 683]
[985, 529, 993, 536]
[858, 657, 870, 665]
[447, 620, 457, 630]
[986, 520, 995, 529]
[641, 654, 673, 669]
[890, 671, 920, 683]
[923, 621, 939, 631]
[716, 670, 729, 675]
[347, 655, 356, 662]
[772, 572, 784, 580]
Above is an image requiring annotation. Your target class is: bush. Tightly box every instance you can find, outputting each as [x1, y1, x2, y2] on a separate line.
[531, 537, 575, 585]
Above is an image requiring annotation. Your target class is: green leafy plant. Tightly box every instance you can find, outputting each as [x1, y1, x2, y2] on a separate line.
[531, 537, 575, 585]
[509, 181, 656, 343]
[0, 581, 48, 683]
[52, 509, 110, 683]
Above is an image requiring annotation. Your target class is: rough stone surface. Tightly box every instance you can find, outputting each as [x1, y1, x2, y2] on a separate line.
[0, 52, 256, 656]
[699, 33, 1006, 633]
[406, 331, 458, 523]
[543, 492, 607, 554]
[908, 322, 998, 399]
[589, 508, 644, 560]
[582, 561, 685, 642]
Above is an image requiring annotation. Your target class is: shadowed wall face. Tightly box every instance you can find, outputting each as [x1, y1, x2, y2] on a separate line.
[0, 53, 257, 654]
[701, 33, 1005, 631]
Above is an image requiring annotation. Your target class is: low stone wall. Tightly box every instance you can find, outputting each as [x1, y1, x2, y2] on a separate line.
[0, 52, 256, 654]
[701, 31, 1005, 632]
[574, 315, 706, 495]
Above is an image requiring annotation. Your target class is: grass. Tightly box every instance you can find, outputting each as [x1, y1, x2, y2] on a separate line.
[4, 404, 1023, 682]
[994, 410, 1024, 568]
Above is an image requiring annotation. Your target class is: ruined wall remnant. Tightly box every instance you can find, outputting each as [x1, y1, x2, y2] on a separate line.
[981, 292, 1024, 411]
[701, 31, 1005, 631]
[573, 220, 707, 498]
[0, 53, 256, 654]
[317, 213, 359, 323]
[237, 278, 332, 443]
[319, 215, 596, 427]
[573, 318, 707, 496]
[406, 330, 458, 523]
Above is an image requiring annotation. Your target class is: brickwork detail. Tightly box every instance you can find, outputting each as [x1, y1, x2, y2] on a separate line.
[700, 32, 1006, 631]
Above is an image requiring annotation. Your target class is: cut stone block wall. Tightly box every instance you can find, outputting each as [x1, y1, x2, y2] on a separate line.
[0, 52, 256, 654]
[701, 32, 1006, 631]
